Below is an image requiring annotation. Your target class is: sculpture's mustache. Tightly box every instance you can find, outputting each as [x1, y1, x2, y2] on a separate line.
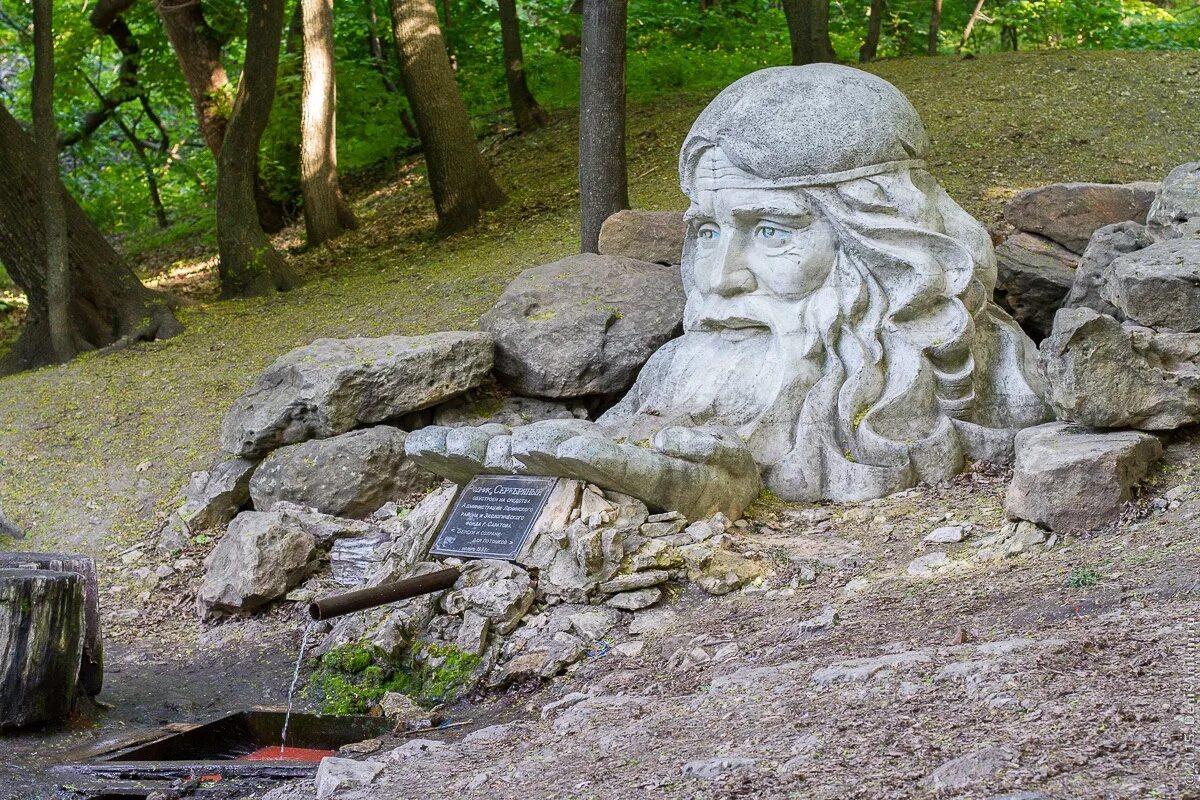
[698, 315, 771, 340]
[688, 296, 800, 339]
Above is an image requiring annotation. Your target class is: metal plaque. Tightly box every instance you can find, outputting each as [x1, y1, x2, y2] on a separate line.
[429, 475, 557, 561]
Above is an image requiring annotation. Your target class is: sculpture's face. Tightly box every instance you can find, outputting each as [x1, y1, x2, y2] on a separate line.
[684, 150, 837, 341]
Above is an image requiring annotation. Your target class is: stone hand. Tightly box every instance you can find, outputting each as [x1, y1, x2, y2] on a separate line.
[405, 420, 761, 520]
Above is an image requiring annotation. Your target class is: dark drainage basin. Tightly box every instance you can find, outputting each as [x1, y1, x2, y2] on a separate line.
[55, 710, 392, 792]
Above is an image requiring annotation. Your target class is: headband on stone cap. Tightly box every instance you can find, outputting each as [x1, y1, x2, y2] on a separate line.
[680, 64, 931, 196]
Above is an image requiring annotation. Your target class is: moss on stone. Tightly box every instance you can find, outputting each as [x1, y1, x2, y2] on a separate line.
[307, 641, 481, 715]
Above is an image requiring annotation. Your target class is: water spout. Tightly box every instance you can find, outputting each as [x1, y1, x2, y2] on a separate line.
[280, 621, 314, 755]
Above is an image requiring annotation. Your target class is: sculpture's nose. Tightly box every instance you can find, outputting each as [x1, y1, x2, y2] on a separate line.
[710, 237, 757, 296]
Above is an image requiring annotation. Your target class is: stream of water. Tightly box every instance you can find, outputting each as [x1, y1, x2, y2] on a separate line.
[279, 621, 315, 754]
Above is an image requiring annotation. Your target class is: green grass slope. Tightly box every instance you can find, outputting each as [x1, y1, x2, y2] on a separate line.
[1, 49, 1197, 560]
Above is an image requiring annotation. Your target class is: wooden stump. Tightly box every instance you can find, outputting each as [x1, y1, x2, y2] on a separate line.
[0, 551, 103, 695]
[0, 568, 85, 729]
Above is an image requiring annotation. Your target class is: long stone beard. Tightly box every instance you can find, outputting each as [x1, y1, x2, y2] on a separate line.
[601, 326, 820, 460]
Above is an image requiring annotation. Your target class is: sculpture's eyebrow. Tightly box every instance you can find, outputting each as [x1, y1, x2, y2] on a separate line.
[683, 206, 710, 221]
[730, 204, 811, 221]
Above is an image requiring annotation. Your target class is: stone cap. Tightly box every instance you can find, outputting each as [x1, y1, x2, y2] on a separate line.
[680, 63, 929, 194]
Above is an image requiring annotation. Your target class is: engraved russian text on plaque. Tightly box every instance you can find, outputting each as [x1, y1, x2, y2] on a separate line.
[429, 475, 557, 561]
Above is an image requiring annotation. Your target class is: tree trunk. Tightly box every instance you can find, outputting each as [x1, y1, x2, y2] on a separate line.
[366, 0, 421, 140]
[782, 0, 835, 65]
[156, 0, 287, 233]
[498, 0, 550, 134]
[578, 0, 628, 254]
[0, 553, 103, 696]
[366, 0, 401, 93]
[32, 0, 74, 363]
[117, 113, 171, 229]
[0, 569, 84, 729]
[0, 103, 182, 376]
[958, 0, 986, 53]
[927, 0, 942, 54]
[782, 0, 811, 65]
[216, 0, 299, 297]
[812, 0, 835, 60]
[300, 0, 358, 247]
[1002, 24, 1018, 50]
[286, 0, 305, 55]
[390, 0, 506, 235]
[859, 0, 885, 62]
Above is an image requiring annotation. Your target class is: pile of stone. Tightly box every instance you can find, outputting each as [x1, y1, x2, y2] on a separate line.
[196, 473, 763, 687]
[1041, 163, 1200, 430]
[1001, 162, 1199, 535]
[994, 179, 1159, 339]
[162, 214, 688, 557]
[309, 479, 761, 689]
[172, 210, 760, 687]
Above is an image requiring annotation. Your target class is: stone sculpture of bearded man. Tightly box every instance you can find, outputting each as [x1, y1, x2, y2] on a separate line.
[408, 64, 1050, 520]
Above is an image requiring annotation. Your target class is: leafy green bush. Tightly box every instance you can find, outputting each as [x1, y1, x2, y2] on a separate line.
[1066, 566, 1101, 588]
[985, 0, 1200, 51]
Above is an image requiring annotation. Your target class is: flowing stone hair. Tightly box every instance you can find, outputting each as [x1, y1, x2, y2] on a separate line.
[676, 141, 1047, 501]
[793, 168, 993, 498]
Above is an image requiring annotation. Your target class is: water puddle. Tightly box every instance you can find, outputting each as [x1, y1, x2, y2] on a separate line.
[242, 745, 334, 763]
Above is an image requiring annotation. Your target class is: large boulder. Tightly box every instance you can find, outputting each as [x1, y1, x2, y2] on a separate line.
[993, 232, 1077, 339]
[1005, 181, 1158, 254]
[432, 391, 585, 428]
[249, 426, 435, 517]
[1039, 307, 1200, 430]
[1147, 162, 1200, 241]
[1101, 238, 1200, 333]
[481, 254, 684, 398]
[221, 332, 493, 458]
[1064, 221, 1152, 316]
[175, 458, 256, 531]
[1005, 422, 1161, 533]
[598, 210, 687, 265]
[197, 511, 319, 619]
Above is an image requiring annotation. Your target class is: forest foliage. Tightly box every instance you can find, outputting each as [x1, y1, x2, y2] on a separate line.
[0, 0, 1196, 283]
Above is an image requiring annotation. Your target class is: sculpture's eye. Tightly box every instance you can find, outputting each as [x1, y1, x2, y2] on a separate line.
[696, 222, 721, 244]
[754, 224, 792, 246]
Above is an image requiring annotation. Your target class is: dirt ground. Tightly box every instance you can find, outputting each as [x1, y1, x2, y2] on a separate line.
[6, 430, 1193, 800]
[252, 432, 1200, 800]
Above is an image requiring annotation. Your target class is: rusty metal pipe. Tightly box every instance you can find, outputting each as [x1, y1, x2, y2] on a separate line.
[307, 568, 461, 621]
